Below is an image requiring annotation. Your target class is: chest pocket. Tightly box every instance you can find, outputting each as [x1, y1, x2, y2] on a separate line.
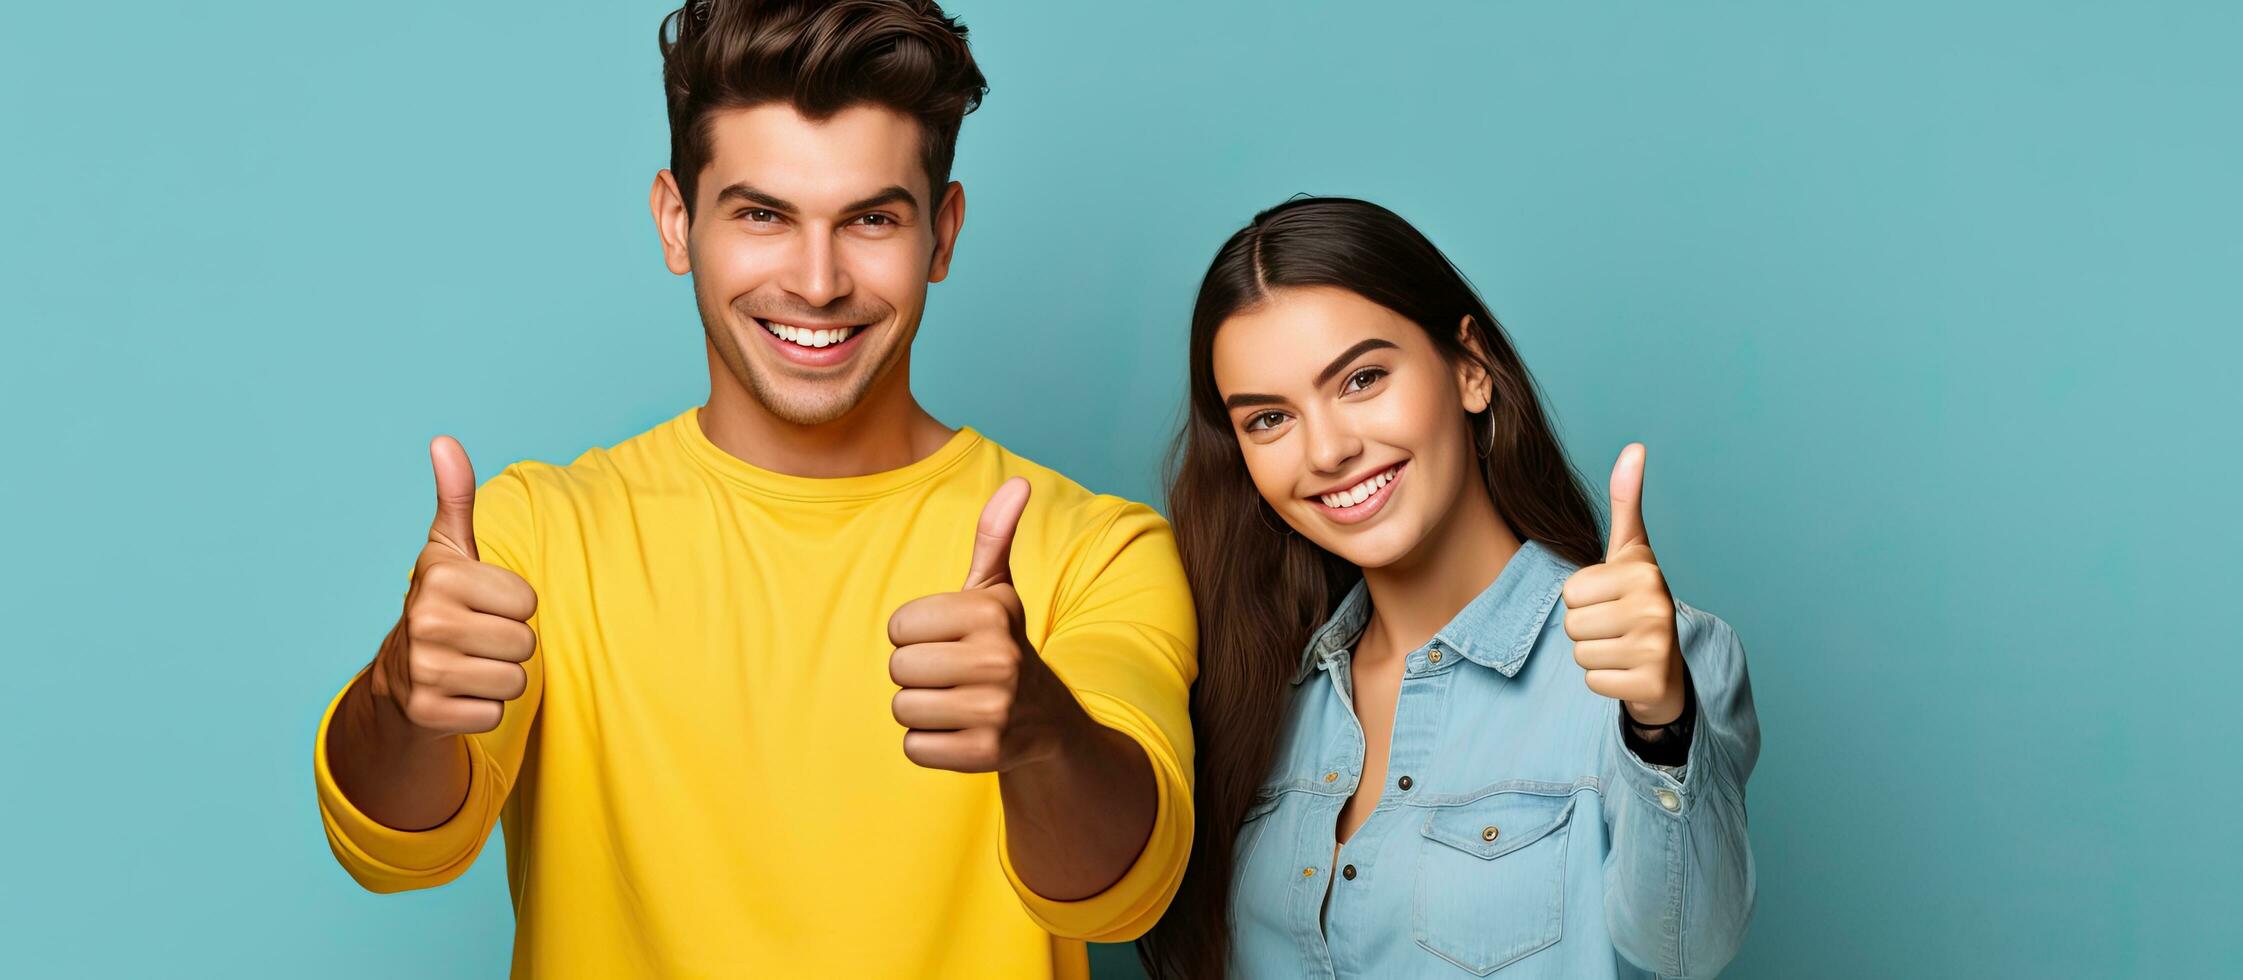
[1232, 790, 1285, 874]
[1227, 789, 1292, 944]
[1411, 789, 1576, 975]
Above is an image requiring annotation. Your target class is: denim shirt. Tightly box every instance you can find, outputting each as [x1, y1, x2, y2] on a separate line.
[1227, 540, 1758, 979]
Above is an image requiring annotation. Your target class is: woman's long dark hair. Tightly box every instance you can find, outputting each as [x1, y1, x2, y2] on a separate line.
[1139, 197, 1604, 978]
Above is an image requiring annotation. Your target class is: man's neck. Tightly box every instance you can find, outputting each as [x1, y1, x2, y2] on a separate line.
[698, 356, 956, 479]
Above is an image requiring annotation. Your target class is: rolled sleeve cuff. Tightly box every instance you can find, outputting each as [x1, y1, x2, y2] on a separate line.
[1610, 700, 1713, 820]
[997, 689, 1193, 943]
[313, 678, 498, 892]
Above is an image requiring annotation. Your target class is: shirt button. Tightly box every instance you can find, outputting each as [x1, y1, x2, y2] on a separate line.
[1397, 775, 1413, 791]
[1428, 649, 1443, 664]
[1341, 864, 1357, 880]
[1656, 789, 1681, 812]
[1481, 825, 1500, 842]
[1324, 772, 1339, 783]
[1302, 867, 1316, 878]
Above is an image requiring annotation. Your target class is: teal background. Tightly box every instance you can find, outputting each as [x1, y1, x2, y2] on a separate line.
[3, 1, 2236, 976]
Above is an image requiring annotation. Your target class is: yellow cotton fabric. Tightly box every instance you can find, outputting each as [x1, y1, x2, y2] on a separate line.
[312, 408, 1196, 979]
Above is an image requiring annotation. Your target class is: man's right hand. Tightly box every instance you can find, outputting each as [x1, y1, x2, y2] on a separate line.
[369, 435, 539, 735]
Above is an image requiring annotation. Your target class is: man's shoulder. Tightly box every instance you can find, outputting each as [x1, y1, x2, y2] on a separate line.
[488, 409, 692, 505]
[973, 433, 1172, 556]
[982, 434, 1157, 512]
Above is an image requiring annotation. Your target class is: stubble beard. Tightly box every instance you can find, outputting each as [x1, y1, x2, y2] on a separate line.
[697, 285, 905, 427]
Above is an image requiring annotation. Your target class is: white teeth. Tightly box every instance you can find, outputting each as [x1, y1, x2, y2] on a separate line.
[1319, 466, 1398, 509]
[764, 321, 859, 349]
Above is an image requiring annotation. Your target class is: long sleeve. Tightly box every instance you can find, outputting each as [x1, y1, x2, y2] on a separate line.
[1599, 600, 1758, 978]
[311, 464, 544, 893]
[997, 499, 1199, 943]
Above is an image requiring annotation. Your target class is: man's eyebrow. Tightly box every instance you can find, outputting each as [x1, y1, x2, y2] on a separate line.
[841, 185, 920, 214]
[1223, 339, 1402, 412]
[712, 183, 797, 212]
[1314, 339, 1400, 386]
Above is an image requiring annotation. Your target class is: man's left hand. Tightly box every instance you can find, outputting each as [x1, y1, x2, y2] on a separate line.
[887, 477, 1081, 772]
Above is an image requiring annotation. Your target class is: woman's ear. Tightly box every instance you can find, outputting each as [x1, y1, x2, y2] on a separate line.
[1455, 314, 1495, 414]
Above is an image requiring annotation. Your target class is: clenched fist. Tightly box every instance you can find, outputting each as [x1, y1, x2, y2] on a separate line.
[886, 477, 1080, 773]
[1562, 443, 1687, 726]
[369, 435, 540, 735]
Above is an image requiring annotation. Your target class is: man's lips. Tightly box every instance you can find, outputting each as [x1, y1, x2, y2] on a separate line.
[753, 316, 872, 366]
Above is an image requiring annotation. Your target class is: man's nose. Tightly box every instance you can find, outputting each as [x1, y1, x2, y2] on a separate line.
[780, 232, 853, 309]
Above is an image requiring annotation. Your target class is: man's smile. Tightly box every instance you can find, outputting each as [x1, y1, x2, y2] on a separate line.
[753, 316, 874, 367]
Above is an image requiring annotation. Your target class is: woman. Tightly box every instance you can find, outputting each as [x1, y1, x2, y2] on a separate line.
[1140, 198, 1757, 978]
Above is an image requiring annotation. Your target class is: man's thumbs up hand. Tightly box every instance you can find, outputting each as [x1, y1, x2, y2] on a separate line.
[369, 436, 541, 736]
[428, 435, 480, 561]
[888, 478, 1081, 773]
[1562, 444, 1687, 726]
[962, 476, 1029, 591]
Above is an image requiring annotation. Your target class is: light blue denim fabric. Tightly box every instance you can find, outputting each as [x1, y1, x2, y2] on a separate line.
[1226, 540, 1758, 978]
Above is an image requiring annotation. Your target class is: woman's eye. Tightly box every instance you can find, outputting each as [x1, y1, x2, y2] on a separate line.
[1343, 367, 1387, 393]
[1244, 411, 1288, 432]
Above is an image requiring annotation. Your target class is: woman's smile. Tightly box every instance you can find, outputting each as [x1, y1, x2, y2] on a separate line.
[1305, 461, 1407, 525]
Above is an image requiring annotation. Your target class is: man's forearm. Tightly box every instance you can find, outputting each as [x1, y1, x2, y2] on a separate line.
[326, 670, 473, 832]
[998, 713, 1158, 902]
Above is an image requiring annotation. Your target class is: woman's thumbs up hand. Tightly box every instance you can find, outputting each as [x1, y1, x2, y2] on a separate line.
[1561, 444, 1687, 726]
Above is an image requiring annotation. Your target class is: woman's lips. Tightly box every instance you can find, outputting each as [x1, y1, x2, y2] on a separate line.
[1307, 461, 1405, 526]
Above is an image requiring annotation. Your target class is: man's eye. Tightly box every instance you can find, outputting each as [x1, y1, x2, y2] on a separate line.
[741, 209, 778, 223]
[856, 213, 893, 227]
[1343, 367, 1387, 393]
[1245, 411, 1288, 432]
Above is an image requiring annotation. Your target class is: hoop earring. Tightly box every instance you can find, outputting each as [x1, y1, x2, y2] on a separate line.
[1474, 408, 1497, 460]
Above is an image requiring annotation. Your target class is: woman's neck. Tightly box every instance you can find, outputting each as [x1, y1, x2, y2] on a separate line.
[1358, 481, 1521, 662]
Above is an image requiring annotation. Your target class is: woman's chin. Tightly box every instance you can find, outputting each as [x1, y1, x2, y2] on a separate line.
[1307, 522, 1423, 571]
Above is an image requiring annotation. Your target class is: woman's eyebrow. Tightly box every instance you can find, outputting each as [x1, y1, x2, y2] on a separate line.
[1223, 338, 1400, 411]
[1314, 339, 1399, 386]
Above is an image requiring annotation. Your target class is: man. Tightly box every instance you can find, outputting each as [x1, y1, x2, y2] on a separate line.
[313, 2, 1196, 976]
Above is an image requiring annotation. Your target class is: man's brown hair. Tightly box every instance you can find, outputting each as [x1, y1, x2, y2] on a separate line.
[658, 0, 988, 221]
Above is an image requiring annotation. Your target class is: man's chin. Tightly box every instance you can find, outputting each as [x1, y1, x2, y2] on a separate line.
[733, 369, 860, 425]
[735, 353, 890, 427]
[712, 313, 904, 426]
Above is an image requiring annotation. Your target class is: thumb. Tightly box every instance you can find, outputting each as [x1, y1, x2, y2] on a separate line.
[429, 435, 479, 561]
[962, 477, 1030, 590]
[1605, 442, 1649, 562]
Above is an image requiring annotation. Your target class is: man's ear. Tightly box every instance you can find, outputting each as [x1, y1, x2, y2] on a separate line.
[928, 180, 967, 283]
[651, 170, 693, 276]
[1456, 314, 1495, 414]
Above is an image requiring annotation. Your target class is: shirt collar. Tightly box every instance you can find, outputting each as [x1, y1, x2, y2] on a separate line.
[1291, 539, 1575, 684]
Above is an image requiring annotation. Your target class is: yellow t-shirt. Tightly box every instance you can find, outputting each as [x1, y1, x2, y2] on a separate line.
[313, 408, 1197, 979]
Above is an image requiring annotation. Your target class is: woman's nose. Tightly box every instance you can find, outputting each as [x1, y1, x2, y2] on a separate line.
[1303, 416, 1363, 476]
